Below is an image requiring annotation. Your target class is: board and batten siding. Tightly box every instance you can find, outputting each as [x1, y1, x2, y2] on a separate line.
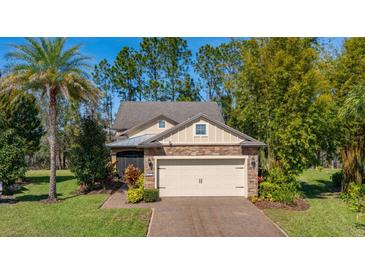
[159, 118, 244, 144]
[129, 119, 175, 138]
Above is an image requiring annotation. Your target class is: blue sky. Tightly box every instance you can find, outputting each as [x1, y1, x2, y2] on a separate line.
[0, 37, 233, 67]
[0, 37, 233, 114]
[0, 37, 345, 115]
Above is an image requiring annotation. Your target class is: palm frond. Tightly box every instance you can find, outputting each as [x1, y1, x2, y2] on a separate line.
[3, 37, 98, 105]
[339, 84, 365, 119]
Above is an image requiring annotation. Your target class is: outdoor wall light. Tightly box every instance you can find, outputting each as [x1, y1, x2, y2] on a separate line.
[148, 158, 153, 170]
[251, 158, 256, 168]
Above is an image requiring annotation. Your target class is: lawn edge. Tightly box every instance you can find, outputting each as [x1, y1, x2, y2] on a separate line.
[146, 208, 154, 237]
[259, 207, 289, 237]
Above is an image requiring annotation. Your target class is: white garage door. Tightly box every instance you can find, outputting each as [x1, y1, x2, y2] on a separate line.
[157, 158, 246, 197]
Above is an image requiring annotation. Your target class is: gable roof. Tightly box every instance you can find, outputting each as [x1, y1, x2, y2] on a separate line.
[140, 113, 267, 147]
[119, 114, 178, 137]
[113, 101, 224, 130]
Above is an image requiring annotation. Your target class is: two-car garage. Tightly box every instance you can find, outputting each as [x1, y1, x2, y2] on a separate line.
[156, 157, 247, 197]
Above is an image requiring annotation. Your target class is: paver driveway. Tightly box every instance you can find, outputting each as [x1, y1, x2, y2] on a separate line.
[102, 194, 286, 236]
[148, 197, 285, 237]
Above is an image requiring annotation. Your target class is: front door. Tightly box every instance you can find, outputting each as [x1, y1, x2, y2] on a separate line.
[116, 151, 144, 176]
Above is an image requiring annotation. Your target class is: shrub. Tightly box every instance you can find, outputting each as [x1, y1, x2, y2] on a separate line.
[340, 182, 365, 212]
[127, 187, 144, 203]
[69, 116, 110, 189]
[267, 166, 296, 185]
[258, 166, 299, 204]
[144, 189, 159, 202]
[123, 165, 142, 189]
[331, 170, 344, 189]
[248, 195, 260, 204]
[259, 181, 299, 204]
[0, 129, 27, 195]
[136, 173, 144, 188]
[259, 181, 280, 201]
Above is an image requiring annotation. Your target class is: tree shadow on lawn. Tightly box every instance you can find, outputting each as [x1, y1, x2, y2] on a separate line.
[15, 194, 49, 202]
[300, 179, 339, 199]
[14, 193, 79, 203]
[27, 175, 75, 184]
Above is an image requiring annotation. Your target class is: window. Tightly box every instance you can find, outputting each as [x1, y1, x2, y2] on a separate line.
[158, 120, 166, 128]
[195, 123, 207, 136]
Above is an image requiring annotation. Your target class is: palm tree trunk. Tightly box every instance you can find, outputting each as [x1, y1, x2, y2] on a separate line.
[48, 91, 57, 201]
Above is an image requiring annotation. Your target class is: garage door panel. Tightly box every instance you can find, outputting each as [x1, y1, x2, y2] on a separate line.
[157, 158, 246, 197]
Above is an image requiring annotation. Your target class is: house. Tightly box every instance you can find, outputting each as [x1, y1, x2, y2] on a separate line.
[107, 101, 266, 198]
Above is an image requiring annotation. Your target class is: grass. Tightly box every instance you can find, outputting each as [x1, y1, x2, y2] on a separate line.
[0, 170, 151, 236]
[264, 169, 365, 236]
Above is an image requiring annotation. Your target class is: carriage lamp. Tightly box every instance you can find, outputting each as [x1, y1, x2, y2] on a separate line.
[250, 158, 257, 168]
[148, 158, 153, 170]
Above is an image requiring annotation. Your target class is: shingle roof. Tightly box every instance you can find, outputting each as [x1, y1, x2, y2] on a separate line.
[106, 134, 156, 148]
[113, 101, 224, 130]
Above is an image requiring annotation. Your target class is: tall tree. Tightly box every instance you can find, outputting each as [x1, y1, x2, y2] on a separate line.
[195, 40, 243, 120]
[0, 38, 99, 201]
[56, 98, 81, 169]
[219, 40, 244, 120]
[111, 47, 143, 101]
[140, 38, 163, 101]
[69, 116, 110, 190]
[338, 84, 365, 188]
[0, 90, 44, 154]
[92, 59, 114, 140]
[233, 38, 329, 179]
[195, 44, 223, 101]
[331, 38, 365, 189]
[177, 74, 201, 102]
[159, 38, 192, 101]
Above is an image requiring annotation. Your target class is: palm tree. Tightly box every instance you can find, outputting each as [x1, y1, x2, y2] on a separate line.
[0, 38, 100, 201]
[339, 84, 365, 190]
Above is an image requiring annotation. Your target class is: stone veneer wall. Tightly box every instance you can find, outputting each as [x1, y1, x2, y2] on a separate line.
[143, 145, 259, 197]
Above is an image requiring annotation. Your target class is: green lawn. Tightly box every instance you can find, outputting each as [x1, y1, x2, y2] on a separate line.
[264, 169, 365, 236]
[0, 170, 151, 236]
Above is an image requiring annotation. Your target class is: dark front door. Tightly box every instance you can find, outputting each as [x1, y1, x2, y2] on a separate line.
[116, 151, 144, 176]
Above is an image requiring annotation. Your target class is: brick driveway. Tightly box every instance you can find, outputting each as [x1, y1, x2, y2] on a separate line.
[102, 194, 286, 237]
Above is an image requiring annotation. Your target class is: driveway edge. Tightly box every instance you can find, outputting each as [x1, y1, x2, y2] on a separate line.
[147, 208, 155, 237]
[258, 208, 288, 237]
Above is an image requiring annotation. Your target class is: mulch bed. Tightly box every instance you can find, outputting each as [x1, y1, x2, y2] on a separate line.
[254, 198, 310, 211]
[75, 181, 126, 195]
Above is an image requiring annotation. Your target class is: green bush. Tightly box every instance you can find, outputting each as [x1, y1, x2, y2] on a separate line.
[144, 189, 159, 203]
[136, 173, 144, 188]
[69, 116, 110, 189]
[259, 181, 280, 201]
[267, 166, 296, 185]
[340, 182, 365, 212]
[331, 170, 344, 189]
[127, 187, 144, 203]
[0, 129, 27, 194]
[259, 166, 299, 204]
[259, 181, 299, 204]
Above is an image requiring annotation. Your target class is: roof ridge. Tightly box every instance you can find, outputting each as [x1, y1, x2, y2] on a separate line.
[113, 101, 224, 130]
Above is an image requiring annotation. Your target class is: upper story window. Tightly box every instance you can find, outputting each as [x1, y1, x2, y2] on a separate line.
[158, 120, 166, 128]
[195, 123, 207, 136]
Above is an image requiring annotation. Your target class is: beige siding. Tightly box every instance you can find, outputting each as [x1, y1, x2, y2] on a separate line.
[129, 119, 174, 138]
[159, 118, 244, 145]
